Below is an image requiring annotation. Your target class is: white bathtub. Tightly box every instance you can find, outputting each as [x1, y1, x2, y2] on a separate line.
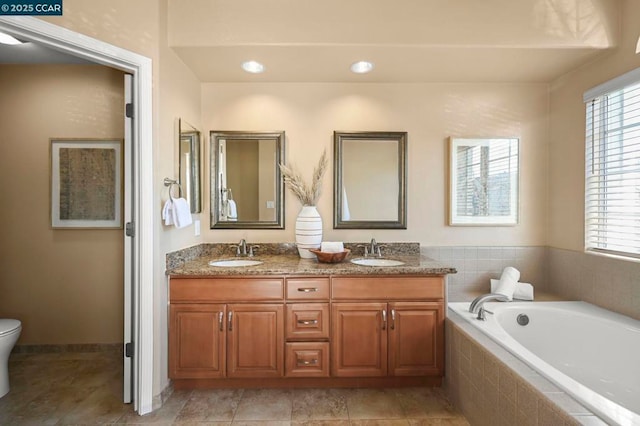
[448, 301, 640, 426]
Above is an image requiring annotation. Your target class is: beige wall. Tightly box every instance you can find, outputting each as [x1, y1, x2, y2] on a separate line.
[201, 83, 549, 246]
[548, 0, 640, 251]
[0, 64, 125, 344]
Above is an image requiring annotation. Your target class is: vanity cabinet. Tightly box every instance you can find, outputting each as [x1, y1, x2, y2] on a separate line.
[169, 274, 445, 387]
[284, 277, 330, 377]
[169, 277, 284, 380]
[331, 277, 444, 378]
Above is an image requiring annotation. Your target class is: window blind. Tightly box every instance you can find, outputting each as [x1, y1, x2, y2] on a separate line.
[584, 74, 640, 259]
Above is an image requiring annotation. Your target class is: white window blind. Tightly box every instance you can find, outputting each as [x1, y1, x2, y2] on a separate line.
[585, 73, 640, 259]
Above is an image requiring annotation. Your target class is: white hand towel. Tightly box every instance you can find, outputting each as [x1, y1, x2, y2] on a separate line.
[321, 242, 344, 253]
[162, 199, 174, 226]
[490, 279, 534, 301]
[173, 197, 193, 229]
[227, 199, 237, 221]
[493, 266, 520, 301]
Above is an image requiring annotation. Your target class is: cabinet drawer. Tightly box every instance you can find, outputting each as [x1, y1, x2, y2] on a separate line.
[286, 278, 330, 300]
[170, 277, 284, 302]
[286, 303, 329, 340]
[331, 276, 443, 300]
[285, 342, 330, 377]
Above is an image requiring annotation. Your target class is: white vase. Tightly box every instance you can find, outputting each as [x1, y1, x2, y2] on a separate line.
[295, 205, 323, 258]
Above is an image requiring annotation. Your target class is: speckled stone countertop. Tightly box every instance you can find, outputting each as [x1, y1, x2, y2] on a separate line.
[167, 242, 457, 277]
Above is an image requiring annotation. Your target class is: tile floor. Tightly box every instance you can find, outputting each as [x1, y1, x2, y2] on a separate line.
[0, 350, 470, 425]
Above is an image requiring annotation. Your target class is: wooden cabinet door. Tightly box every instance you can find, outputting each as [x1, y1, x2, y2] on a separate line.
[388, 302, 444, 376]
[169, 303, 226, 379]
[227, 304, 284, 378]
[331, 302, 387, 377]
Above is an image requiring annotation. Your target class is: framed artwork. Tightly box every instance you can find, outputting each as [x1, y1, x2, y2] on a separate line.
[449, 137, 519, 226]
[50, 139, 123, 229]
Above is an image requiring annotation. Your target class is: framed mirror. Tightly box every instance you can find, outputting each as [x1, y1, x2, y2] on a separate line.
[178, 119, 202, 213]
[449, 137, 519, 226]
[334, 131, 407, 229]
[210, 131, 285, 229]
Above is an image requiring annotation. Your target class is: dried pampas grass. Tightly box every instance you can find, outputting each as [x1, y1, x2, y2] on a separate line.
[279, 149, 328, 206]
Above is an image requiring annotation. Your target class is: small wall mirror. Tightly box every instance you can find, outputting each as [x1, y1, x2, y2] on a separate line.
[334, 131, 407, 229]
[210, 131, 285, 229]
[178, 119, 202, 213]
[449, 137, 519, 226]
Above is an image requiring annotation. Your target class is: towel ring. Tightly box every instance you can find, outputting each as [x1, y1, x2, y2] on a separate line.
[163, 178, 183, 199]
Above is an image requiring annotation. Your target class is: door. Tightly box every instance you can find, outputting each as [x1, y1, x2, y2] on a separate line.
[388, 302, 444, 376]
[331, 303, 387, 377]
[227, 304, 284, 378]
[169, 304, 226, 379]
[123, 74, 134, 403]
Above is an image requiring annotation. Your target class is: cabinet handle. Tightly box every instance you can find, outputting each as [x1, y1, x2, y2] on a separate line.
[297, 319, 318, 325]
[297, 359, 318, 366]
[228, 311, 233, 331]
[391, 309, 396, 330]
[297, 287, 318, 292]
[382, 309, 387, 330]
[218, 311, 224, 331]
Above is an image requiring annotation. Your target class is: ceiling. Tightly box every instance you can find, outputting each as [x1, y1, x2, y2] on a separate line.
[0, 1, 622, 83]
[168, 0, 621, 83]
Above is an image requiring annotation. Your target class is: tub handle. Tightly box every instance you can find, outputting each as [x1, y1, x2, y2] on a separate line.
[477, 307, 494, 321]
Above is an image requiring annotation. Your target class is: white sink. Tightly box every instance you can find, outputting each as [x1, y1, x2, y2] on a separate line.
[350, 258, 405, 267]
[208, 259, 263, 267]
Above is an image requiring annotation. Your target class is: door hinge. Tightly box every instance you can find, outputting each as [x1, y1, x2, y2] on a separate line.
[125, 342, 134, 358]
[125, 102, 133, 118]
[125, 222, 135, 237]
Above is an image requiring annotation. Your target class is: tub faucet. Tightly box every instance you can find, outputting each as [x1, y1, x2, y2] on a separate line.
[468, 293, 509, 315]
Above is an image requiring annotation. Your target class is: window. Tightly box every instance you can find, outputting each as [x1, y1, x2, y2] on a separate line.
[584, 68, 640, 259]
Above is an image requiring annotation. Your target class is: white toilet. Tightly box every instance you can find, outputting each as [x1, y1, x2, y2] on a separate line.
[0, 319, 21, 398]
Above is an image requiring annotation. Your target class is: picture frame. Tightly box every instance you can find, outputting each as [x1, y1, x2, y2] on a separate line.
[449, 137, 519, 226]
[50, 139, 123, 229]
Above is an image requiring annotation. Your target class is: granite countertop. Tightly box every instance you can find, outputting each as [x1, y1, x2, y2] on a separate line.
[166, 242, 457, 277]
[168, 254, 456, 277]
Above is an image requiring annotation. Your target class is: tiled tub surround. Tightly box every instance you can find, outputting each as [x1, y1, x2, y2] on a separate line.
[445, 310, 607, 426]
[547, 247, 640, 321]
[421, 246, 549, 302]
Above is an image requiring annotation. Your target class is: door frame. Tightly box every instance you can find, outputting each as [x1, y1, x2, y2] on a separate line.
[0, 16, 154, 415]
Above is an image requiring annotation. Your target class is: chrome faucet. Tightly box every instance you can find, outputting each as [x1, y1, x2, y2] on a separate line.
[369, 238, 378, 256]
[468, 293, 509, 316]
[234, 239, 248, 256]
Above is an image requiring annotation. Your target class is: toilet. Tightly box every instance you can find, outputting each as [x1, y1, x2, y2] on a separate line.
[0, 319, 21, 398]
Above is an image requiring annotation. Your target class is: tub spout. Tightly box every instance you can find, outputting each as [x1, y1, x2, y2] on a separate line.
[468, 293, 509, 314]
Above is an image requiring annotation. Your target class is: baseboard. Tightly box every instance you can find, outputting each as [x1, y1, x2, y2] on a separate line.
[12, 343, 123, 354]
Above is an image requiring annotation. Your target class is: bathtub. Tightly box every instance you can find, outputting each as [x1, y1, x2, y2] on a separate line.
[448, 301, 640, 426]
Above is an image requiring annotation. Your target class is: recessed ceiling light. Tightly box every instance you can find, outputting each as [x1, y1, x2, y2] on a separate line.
[0, 31, 23, 45]
[241, 60, 265, 74]
[350, 61, 374, 74]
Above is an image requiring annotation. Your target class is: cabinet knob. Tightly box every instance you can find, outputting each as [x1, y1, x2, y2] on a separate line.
[297, 319, 318, 325]
[390, 309, 395, 330]
[228, 311, 233, 331]
[297, 359, 318, 366]
[297, 287, 318, 292]
[218, 311, 224, 331]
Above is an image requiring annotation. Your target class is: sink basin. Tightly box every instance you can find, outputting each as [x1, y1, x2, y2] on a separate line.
[208, 259, 263, 267]
[350, 258, 405, 267]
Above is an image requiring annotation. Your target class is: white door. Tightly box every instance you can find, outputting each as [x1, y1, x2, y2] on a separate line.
[123, 73, 134, 404]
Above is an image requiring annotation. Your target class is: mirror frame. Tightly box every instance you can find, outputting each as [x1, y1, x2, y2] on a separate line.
[333, 131, 408, 229]
[448, 137, 519, 226]
[178, 119, 202, 213]
[210, 130, 285, 229]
